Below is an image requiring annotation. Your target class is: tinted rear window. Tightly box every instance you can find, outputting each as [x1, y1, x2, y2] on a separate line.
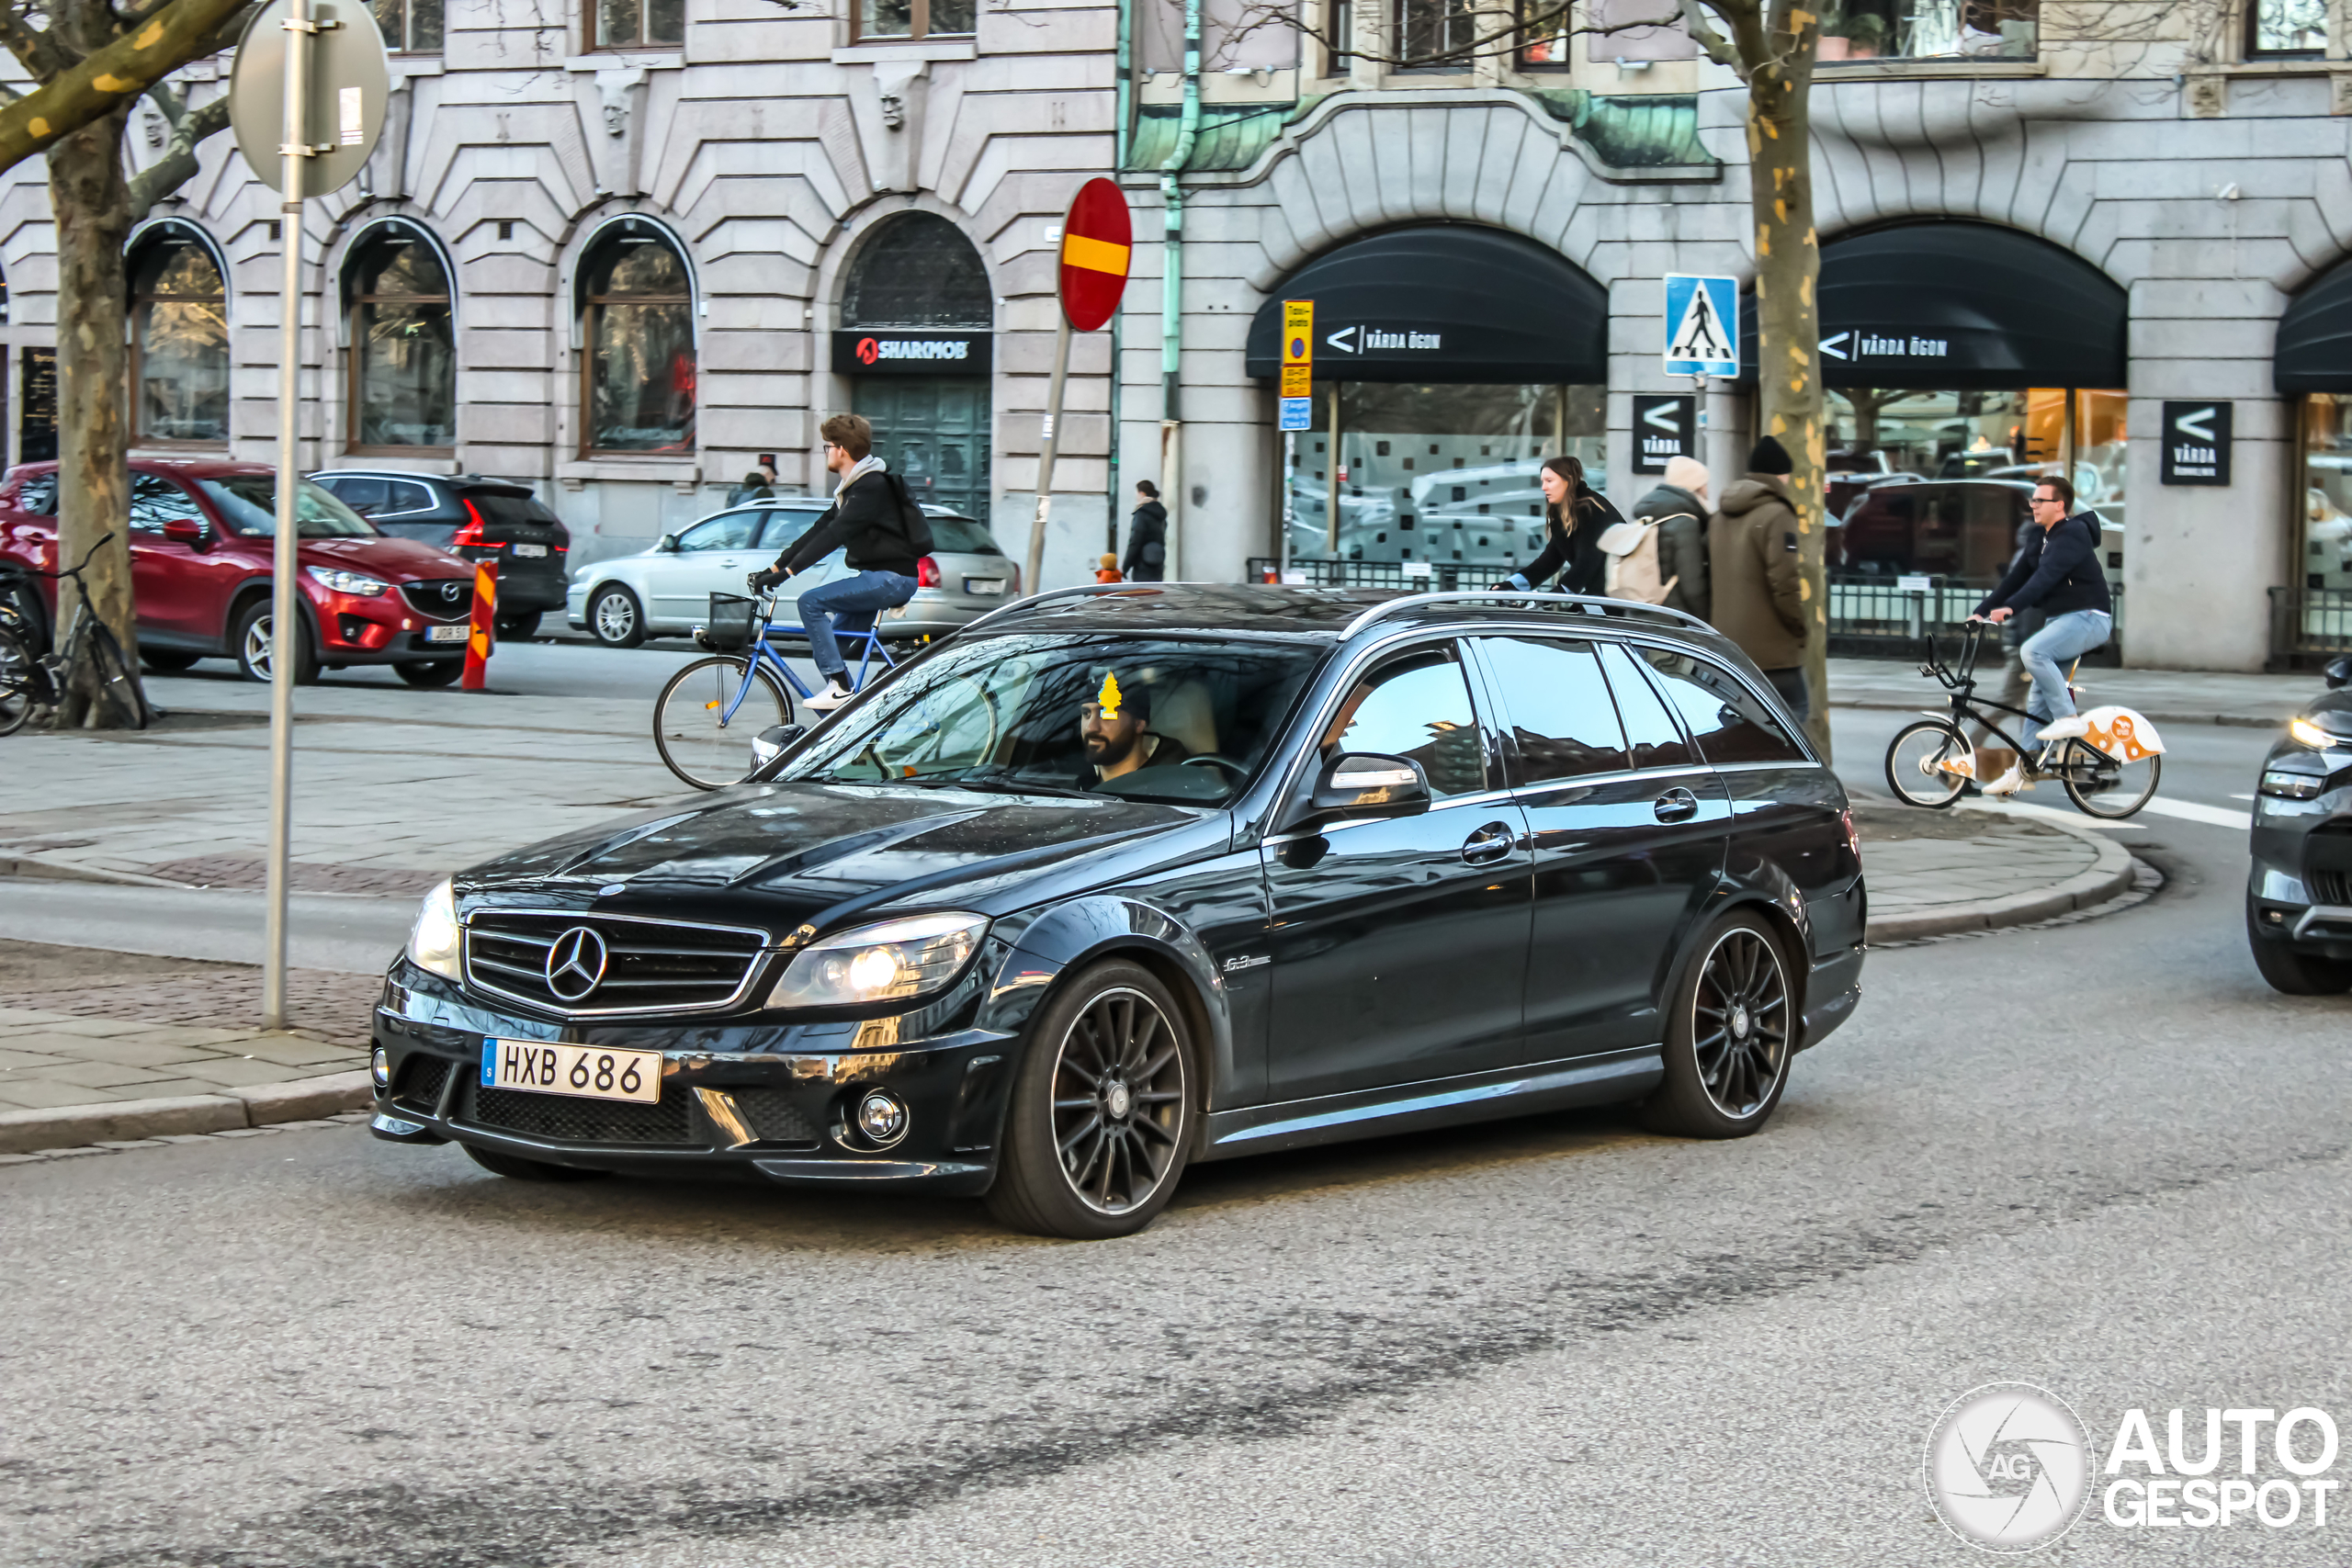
[469, 493, 560, 526]
[926, 514, 1001, 555]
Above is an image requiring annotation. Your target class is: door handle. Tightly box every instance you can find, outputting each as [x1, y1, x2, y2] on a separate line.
[1461, 820, 1517, 865]
[1653, 788, 1701, 824]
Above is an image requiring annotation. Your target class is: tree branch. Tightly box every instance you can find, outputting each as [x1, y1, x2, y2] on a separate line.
[0, 0, 253, 178]
[1678, 0, 1742, 70]
[0, 7, 68, 83]
[128, 84, 225, 219]
[1231, 1, 1690, 72]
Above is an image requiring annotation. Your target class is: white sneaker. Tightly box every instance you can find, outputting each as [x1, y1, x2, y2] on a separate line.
[803, 680, 854, 712]
[1982, 762, 2027, 796]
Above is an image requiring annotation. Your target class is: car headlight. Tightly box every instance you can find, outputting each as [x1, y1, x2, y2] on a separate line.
[2261, 767, 2327, 801]
[765, 912, 988, 1010]
[406, 878, 462, 980]
[306, 565, 390, 597]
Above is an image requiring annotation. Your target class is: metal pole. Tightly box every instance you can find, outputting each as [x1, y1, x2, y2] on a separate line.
[264, 0, 311, 1032]
[1023, 313, 1072, 592]
[1324, 382, 1340, 556]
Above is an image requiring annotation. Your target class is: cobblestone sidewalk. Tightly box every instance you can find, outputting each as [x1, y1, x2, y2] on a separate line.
[1855, 797, 2139, 942]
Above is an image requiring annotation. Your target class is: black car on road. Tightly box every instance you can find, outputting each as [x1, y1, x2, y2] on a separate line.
[2249, 655, 2352, 992]
[309, 469, 568, 639]
[372, 586, 1867, 1238]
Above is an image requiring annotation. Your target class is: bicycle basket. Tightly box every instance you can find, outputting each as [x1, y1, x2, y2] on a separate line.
[703, 592, 757, 651]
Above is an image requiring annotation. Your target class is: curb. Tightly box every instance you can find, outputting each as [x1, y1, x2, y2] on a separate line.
[1863, 807, 2139, 944]
[1829, 697, 2287, 730]
[0, 1069, 376, 1156]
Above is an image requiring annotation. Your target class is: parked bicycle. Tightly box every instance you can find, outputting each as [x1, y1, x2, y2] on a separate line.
[651, 589, 899, 789]
[1883, 619, 2160, 819]
[0, 533, 152, 738]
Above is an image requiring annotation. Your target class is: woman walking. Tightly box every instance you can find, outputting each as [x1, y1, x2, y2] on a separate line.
[1123, 481, 1169, 582]
[1495, 455, 1623, 595]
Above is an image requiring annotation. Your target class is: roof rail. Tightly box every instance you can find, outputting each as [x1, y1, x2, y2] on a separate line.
[944, 581, 1170, 641]
[1340, 591, 1715, 641]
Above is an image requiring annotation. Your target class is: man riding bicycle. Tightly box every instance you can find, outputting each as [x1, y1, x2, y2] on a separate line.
[1966, 474, 2112, 794]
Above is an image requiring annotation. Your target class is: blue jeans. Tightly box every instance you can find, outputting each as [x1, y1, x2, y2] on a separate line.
[2018, 609, 2112, 732]
[797, 570, 915, 680]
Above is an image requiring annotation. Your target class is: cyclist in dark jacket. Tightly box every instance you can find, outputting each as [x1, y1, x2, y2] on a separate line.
[750, 413, 921, 710]
[1495, 455, 1620, 596]
[1971, 474, 2111, 743]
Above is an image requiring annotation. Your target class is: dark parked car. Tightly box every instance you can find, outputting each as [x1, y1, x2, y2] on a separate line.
[0, 459, 481, 686]
[1833, 479, 2037, 578]
[2248, 656, 2352, 992]
[371, 586, 1867, 1237]
[310, 469, 567, 639]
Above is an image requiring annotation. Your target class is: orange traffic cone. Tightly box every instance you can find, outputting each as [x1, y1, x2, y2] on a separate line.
[462, 559, 497, 691]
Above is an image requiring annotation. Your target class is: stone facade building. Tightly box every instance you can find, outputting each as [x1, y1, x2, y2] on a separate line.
[6, 1, 2352, 670]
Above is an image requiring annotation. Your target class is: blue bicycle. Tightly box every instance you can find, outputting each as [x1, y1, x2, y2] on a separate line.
[652, 589, 898, 789]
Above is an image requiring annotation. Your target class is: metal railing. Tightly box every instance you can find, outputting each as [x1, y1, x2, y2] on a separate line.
[1247, 557, 1486, 592]
[2270, 587, 2352, 666]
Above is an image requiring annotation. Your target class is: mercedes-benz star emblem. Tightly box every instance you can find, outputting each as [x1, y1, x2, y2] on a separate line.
[545, 926, 609, 1001]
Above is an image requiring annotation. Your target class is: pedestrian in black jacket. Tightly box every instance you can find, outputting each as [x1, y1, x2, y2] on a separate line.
[750, 413, 921, 711]
[1124, 482, 1169, 581]
[1495, 455, 1620, 595]
[1970, 473, 2112, 750]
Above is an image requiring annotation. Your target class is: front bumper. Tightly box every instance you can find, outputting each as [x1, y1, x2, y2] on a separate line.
[313, 585, 474, 664]
[2249, 784, 2352, 956]
[370, 964, 1015, 1194]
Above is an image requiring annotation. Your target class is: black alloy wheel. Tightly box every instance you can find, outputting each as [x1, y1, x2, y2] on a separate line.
[460, 1143, 613, 1182]
[2245, 893, 2352, 995]
[396, 660, 465, 688]
[986, 961, 1195, 1239]
[1645, 911, 1794, 1137]
[589, 585, 646, 649]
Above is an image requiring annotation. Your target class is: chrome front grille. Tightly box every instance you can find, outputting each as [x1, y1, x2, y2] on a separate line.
[401, 580, 474, 619]
[462, 909, 770, 1018]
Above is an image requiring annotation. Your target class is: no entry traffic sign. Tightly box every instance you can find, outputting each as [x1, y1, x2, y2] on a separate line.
[1058, 178, 1132, 332]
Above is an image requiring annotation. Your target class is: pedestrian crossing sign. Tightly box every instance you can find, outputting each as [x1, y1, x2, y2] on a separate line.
[1663, 274, 1739, 378]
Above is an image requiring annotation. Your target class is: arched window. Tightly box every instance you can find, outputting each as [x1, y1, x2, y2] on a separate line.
[579, 224, 695, 455]
[346, 227, 455, 452]
[841, 213, 991, 328]
[130, 228, 228, 446]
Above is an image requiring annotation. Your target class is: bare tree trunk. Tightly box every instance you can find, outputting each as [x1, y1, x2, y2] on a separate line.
[45, 103, 140, 728]
[1745, 6, 1826, 753]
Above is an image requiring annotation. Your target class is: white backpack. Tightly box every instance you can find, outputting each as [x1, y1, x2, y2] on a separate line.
[1600, 516, 1682, 605]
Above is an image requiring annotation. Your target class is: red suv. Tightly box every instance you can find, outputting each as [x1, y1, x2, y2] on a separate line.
[0, 458, 482, 686]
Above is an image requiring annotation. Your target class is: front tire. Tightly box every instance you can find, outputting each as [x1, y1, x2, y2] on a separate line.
[396, 659, 465, 688]
[589, 585, 646, 649]
[985, 961, 1196, 1240]
[495, 611, 542, 641]
[1643, 912, 1795, 1138]
[1883, 719, 1970, 809]
[0, 626, 37, 736]
[231, 600, 319, 685]
[461, 1143, 612, 1182]
[141, 649, 201, 672]
[653, 655, 793, 789]
[2245, 895, 2352, 994]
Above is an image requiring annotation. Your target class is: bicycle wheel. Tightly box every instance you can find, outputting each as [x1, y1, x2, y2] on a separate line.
[1883, 719, 1971, 809]
[85, 622, 152, 729]
[2061, 738, 2160, 819]
[654, 656, 792, 790]
[0, 626, 37, 736]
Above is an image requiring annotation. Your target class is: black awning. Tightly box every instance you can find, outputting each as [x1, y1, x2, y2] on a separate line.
[1245, 225, 1608, 384]
[1739, 221, 2129, 391]
[2278, 257, 2352, 393]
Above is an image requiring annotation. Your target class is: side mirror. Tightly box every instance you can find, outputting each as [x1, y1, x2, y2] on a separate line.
[1310, 752, 1430, 817]
[161, 516, 207, 547]
[2327, 656, 2352, 692]
[748, 723, 807, 781]
[657, 533, 680, 553]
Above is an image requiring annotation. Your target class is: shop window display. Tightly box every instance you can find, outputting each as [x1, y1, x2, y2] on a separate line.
[2298, 396, 2352, 592]
[1285, 383, 1604, 572]
[1817, 0, 2035, 62]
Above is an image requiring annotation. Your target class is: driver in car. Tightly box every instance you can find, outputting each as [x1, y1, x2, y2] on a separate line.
[1080, 671, 1186, 787]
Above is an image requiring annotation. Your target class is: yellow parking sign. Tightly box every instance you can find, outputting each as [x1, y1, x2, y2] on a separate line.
[1281, 299, 1313, 398]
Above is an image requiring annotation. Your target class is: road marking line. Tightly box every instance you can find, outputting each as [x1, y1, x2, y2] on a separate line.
[2137, 797, 2253, 830]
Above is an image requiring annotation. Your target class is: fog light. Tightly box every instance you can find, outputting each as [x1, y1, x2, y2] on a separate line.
[370, 1045, 390, 1089]
[2266, 908, 2287, 924]
[855, 1089, 909, 1148]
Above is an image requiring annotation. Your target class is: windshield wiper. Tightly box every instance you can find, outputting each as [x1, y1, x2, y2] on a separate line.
[949, 777, 1099, 800]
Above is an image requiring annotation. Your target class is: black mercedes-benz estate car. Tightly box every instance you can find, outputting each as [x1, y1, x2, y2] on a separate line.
[2248, 655, 2352, 993]
[371, 585, 1867, 1238]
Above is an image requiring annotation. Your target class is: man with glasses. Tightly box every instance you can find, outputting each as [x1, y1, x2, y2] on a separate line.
[1967, 474, 2113, 791]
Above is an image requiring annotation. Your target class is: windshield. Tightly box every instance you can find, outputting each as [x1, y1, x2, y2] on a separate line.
[199, 476, 379, 538]
[784, 635, 1322, 806]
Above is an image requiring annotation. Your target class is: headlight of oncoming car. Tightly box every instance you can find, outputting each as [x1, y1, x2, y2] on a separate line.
[406, 878, 462, 980]
[305, 565, 390, 597]
[765, 913, 989, 1010]
[2260, 766, 2327, 801]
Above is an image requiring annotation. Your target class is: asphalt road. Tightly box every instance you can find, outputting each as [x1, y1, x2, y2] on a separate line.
[8, 709, 2350, 1566]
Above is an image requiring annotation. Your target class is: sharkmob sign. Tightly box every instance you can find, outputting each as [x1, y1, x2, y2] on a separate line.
[2160, 401, 2233, 486]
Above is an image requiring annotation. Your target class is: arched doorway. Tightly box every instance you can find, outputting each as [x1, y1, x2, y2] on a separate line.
[1244, 225, 1611, 574]
[839, 212, 992, 523]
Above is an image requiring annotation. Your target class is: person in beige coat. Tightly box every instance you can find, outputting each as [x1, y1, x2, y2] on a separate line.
[1706, 436, 1811, 721]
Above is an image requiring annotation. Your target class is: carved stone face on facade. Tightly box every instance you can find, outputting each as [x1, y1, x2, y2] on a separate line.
[601, 84, 631, 138]
[142, 104, 166, 149]
[878, 91, 905, 130]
